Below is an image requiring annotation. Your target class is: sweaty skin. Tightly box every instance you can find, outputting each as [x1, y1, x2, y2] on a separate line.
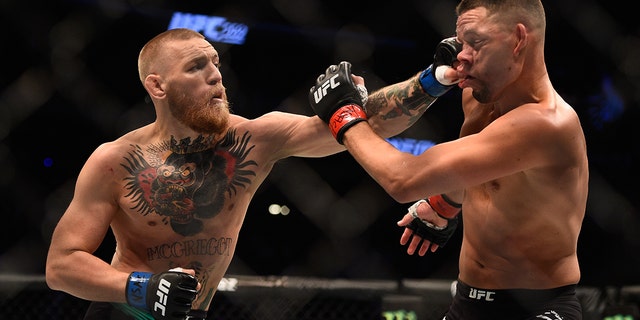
[45, 28, 442, 313]
[347, 6, 588, 290]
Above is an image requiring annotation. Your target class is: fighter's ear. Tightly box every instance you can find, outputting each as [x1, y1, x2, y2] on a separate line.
[513, 23, 528, 57]
[144, 74, 166, 99]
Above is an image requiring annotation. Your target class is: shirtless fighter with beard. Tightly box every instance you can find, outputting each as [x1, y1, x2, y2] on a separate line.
[45, 28, 462, 319]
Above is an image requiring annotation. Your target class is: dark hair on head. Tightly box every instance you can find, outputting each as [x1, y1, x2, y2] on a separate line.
[455, 0, 545, 30]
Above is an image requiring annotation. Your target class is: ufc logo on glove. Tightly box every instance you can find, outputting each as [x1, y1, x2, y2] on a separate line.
[153, 279, 171, 316]
[312, 74, 341, 103]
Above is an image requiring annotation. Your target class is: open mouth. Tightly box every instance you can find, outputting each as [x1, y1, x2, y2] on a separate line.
[210, 90, 222, 100]
[458, 76, 473, 87]
[208, 90, 225, 105]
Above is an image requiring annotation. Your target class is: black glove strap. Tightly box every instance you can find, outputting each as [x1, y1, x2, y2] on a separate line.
[407, 215, 459, 247]
[186, 309, 207, 320]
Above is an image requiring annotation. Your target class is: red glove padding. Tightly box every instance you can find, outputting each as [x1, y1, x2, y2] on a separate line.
[309, 61, 367, 144]
[328, 104, 367, 143]
[427, 194, 461, 218]
[404, 199, 459, 249]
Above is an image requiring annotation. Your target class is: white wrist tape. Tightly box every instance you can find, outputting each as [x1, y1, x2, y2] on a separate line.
[435, 65, 460, 86]
[407, 199, 446, 230]
[356, 84, 368, 105]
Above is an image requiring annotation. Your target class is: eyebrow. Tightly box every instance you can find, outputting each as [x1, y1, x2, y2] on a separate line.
[458, 29, 480, 40]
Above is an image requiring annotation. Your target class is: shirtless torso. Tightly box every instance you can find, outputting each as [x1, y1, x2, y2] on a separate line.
[457, 89, 588, 289]
[56, 111, 352, 311]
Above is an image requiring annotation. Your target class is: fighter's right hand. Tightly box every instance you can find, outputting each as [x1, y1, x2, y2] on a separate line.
[126, 269, 199, 320]
[398, 195, 461, 256]
[309, 61, 367, 144]
[418, 36, 463, 97]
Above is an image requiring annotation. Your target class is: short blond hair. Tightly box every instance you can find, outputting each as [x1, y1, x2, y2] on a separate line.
[137, 28, 205, 83]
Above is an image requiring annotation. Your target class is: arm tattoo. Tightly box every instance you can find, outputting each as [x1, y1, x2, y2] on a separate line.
[367, 77, 437, 126]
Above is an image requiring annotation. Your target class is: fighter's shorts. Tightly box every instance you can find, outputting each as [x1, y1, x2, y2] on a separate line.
[442, 279, 582, 320]
[83, 302, 153, 320]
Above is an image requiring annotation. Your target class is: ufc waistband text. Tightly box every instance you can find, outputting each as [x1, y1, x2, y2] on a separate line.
[469, 288, 496, 301]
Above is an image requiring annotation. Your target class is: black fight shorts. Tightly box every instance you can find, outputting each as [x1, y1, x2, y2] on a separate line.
[442, 279, 583, 320]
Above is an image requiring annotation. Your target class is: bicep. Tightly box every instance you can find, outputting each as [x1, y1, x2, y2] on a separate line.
[51, 200, 113, 256]
[50, 152, 119, 255]
[252, 112, 345, 159]
[409, 114, 550, 193]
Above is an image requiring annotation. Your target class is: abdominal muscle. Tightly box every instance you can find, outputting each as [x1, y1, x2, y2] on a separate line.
[109, 213, 241, 311]
[458, 236, 580, 290]
[457, 190, 581, 289]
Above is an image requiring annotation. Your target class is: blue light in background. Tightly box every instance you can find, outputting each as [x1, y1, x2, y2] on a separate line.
[386, 137, 435, 155]
[588, 75, 625, 130]
[168, 12, 249, 45]
[43, 157, 53, 168]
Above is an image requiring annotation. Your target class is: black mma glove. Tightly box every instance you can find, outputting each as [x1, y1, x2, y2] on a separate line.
[408, 215, 458, 248]
[186, 309, 208, 320]
[406, 195, 461, 248]
[418, 36, 462, 97]
[126, 271, 198, 320]
[309, 61, 367, 144]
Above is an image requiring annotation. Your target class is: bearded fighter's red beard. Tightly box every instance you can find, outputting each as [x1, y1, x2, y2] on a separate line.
[167, 88, 230, 136]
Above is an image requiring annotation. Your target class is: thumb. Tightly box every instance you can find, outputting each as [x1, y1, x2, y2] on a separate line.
[169, 267, 196, 277]
[435, 65, 462, 85]
[397, 213, 414, 226]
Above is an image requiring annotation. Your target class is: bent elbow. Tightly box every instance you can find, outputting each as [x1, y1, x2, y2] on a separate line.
[382, 172, 432, 203]
[45, 270, 57, 290]
[384, 181, 415, 204]
[387, 191, 416, 204]
[45, 262, 63, 291]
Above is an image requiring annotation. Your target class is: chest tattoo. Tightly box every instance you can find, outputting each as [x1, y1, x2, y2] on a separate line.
[121, 130, 257, 236]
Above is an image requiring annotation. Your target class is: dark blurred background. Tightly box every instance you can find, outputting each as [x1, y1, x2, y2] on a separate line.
[1, 0, 639, 290]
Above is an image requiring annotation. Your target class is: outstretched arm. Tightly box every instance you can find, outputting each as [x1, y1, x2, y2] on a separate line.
[364, 36, 463, 138]
[265, 37, 462, 160]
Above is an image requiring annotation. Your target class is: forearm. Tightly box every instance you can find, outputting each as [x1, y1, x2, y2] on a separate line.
[46, 250, 129, 303]
[367, 37, 463, 138]
[343, 121, 466, 203]
[366, 73, 438, 138]
[342, 121, 426, 202]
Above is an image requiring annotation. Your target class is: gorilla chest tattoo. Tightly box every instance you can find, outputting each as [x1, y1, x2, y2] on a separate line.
[121, 130, 257, 236]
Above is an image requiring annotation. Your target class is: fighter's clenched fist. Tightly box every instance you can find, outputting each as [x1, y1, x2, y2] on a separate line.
[126, 269, 199, 320]
[309, 61, 367, 144]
